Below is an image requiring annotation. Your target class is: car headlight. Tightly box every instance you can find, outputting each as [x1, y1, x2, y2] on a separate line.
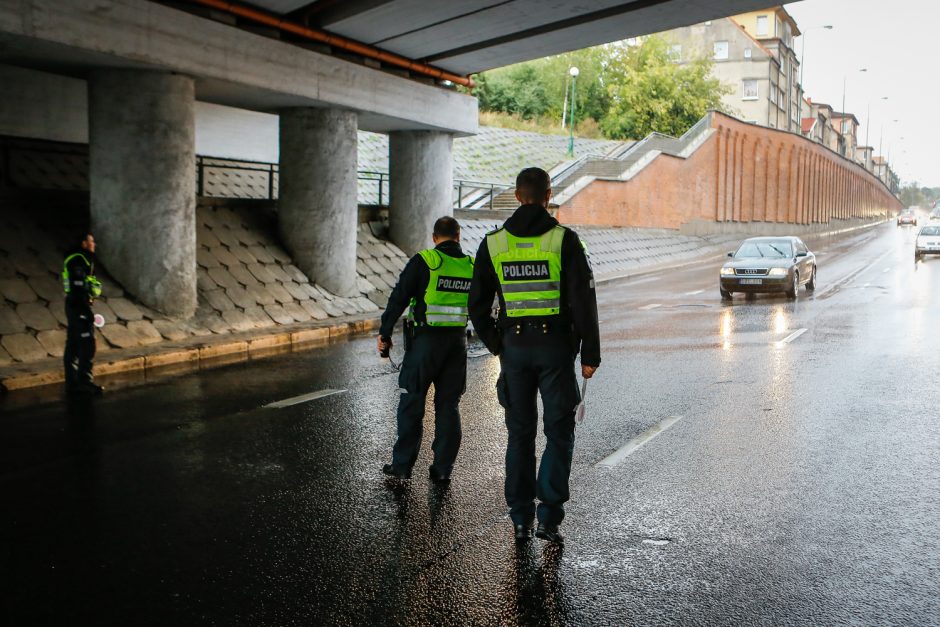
[768, 268, 788, 277]
[720, 267, 735, 276]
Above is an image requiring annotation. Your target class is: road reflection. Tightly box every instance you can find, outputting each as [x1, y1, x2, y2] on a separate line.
[719, 309, 733, 351]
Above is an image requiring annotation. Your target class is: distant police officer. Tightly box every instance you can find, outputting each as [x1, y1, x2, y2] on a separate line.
[378, 217, 474, 482]
[469, 167, 600, 544]
[63, 232, 103, 395]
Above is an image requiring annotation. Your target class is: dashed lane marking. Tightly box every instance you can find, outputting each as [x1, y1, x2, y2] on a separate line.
[639, 303, 662, 311]
[597, 416, 683, 467]
[776, 328, 807, 347]
[882, 267, 891, 273]
[685, 289, 704, 295]
[263, 388, 347, 409]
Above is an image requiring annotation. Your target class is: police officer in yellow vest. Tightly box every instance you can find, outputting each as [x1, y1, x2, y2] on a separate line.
[63, 232, 104, 395]
[378, 217, 474, 482]
[469, 167, 600, 544]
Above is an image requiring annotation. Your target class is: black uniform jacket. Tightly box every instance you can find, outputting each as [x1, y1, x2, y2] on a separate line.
[379, 240, 469, 339]
[64, 249, 94, 313]
[468, 204, 601, 367]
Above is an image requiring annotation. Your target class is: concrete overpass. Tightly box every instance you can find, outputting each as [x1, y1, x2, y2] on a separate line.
[0, 0, 781, 316]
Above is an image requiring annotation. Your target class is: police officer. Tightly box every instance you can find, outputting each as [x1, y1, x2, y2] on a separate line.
[469, 167, 600, 544]
[378, 217, 474, 482]
[63, 232, 103, 395]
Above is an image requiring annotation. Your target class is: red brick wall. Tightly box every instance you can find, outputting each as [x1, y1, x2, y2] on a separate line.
[557, 112, 902, 228]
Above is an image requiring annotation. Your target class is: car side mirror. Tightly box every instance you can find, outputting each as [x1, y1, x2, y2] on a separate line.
[727, 252, 734, 257]
[796, 251, 808, 258]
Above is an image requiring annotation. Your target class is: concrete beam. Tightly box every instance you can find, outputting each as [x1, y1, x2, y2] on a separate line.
[279, 108, 359, 297]
[389, 131, 453, 256]
[0, 0, 477, 135]
[89, 70, 197, 318]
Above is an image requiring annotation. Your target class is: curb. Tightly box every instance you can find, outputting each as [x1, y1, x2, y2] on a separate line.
[0, 220, 888, 394]
[0, 314, 381, 393]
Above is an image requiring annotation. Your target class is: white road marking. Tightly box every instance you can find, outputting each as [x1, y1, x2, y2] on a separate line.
[263, 388, 346, 409]
[685, 289, 704, 295]
[597, 416, 683, 467]
[863, 282, 870, 288]
[882, 267, 891, 273]
[776, 328, 807, 347]
[639, 303, 662, 311]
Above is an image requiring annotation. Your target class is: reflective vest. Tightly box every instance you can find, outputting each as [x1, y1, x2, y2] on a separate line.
[62, 253, 102, 299]
[409, 248, 474, 327]
[487, 225, 564, 317]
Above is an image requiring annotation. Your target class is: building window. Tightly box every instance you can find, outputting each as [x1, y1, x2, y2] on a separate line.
[714, 41, 729, 60]
[744, 47, 752, 59]
[842, 120, 850, 133]
[742, 79, 759, 100]
[669, 44, 682, 61]
[769, 87, 777, 104]
[756, 15, 769, 36]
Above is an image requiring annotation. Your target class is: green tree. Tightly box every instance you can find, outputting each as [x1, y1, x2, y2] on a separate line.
[600, 36, 730, 140]
[471, 46, 609, 125]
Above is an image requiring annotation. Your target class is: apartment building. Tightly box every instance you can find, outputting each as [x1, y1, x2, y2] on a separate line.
[832, 113, 860, 160]
[663, 6, 802, 132]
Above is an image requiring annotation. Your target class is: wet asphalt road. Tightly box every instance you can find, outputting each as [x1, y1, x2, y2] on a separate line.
[2, 222, 939, 626]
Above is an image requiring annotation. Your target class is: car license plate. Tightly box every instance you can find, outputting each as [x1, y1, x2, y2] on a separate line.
[740, 278, 763, 285]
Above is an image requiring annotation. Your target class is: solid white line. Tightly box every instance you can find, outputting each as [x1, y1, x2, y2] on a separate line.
[777, 328, 807, 346]
[597, 416, 683, 467]
[685, 289, 704, 295]
[263, 388, 346, 409]
[639, 303, 662, 311]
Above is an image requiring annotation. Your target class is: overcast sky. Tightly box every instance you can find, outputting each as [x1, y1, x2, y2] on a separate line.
[786, 0, 931, 186]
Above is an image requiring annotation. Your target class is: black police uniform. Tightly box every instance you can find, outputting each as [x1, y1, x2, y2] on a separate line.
[63, 251, 97, 391]
[380, 240, 469, 477]
[469, 204, 601, 528]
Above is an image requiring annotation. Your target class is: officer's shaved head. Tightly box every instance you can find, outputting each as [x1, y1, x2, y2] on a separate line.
[433, 216, 461, 241]
[515, 167, 551, 205]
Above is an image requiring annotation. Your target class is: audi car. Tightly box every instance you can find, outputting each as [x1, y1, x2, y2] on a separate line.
[898, 210, 917, 226]
[915, 225, 940, 261]
[719, 236, 817, 300]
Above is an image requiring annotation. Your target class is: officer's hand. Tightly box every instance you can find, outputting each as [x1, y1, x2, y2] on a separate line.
[377, 334, 392, 356]
[581, 365, 598, 379]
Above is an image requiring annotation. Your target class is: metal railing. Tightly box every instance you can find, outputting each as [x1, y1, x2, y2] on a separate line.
[0, 137, 513, 209]
[454, 179, 511, 210]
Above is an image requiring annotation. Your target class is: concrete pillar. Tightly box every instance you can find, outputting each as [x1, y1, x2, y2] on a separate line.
[389, 131, 454, 256]
[278, 108, 359, 296]
[89, 70, 197, 318]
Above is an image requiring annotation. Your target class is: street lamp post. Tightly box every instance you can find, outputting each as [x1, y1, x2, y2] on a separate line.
[798, 24, 833, 114]
[567, 66, 579, 157]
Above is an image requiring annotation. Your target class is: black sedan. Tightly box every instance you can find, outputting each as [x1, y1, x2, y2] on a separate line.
[719, 236, 817, 300]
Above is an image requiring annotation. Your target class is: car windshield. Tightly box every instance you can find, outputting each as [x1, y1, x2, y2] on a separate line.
[734, 241, 793, 259]
[920, 227, 940, 236]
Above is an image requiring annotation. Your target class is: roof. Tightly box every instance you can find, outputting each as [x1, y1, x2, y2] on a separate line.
[728, 17, 776, 57]
[801, 118, 816, 134]
[832, 112, 860, 125]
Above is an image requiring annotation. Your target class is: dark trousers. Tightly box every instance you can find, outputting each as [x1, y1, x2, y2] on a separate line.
[64, 304, 96, 388]
[392, 328, 467, 474]
[497, 336, 580, 527]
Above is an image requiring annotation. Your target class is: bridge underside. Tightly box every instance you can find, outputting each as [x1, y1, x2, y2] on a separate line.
[0, 0, 787, 316]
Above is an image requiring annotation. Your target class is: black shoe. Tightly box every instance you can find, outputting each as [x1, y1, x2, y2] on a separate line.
[382, 464, 411, 479]
[428, 466, 451, 483]
[535, 523, 564, 544]
[514, 523, 533, 543]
